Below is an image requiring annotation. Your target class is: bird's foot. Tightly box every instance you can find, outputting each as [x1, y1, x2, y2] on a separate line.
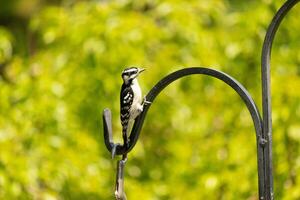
[143, 96, 151, 106]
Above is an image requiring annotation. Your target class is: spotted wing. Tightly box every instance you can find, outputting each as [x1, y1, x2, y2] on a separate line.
[120, 85, 134, 134]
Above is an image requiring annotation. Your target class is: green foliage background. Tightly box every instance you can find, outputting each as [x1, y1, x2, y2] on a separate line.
[0, 0, 299, 199]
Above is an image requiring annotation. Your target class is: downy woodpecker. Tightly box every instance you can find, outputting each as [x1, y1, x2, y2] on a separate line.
[120, 67, 148, 148]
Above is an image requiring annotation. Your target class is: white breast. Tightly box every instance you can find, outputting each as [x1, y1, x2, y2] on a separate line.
[130, 79, 142, 119]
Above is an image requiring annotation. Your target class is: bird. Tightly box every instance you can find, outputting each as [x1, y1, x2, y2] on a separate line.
[120, 67, 149, 149]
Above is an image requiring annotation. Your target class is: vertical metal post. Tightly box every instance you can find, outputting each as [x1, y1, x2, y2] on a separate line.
[261, 0, 299, 199]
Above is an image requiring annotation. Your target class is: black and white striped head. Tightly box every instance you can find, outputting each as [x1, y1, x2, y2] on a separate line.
[121, 67, 145, 84]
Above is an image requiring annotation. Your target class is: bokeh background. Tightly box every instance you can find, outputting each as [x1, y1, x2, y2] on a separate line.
[0, 0, 299, 199]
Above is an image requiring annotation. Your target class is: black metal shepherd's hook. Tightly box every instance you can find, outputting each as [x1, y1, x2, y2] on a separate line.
[102, 1, 299, 199]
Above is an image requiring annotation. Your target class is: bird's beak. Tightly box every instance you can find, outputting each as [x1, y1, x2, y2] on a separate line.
[138, 68, 146, 74]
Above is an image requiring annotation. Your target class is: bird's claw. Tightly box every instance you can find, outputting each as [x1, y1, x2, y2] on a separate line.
[143, 96, 151, 106]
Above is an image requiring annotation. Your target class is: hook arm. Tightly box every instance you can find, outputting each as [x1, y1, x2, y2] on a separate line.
[103, 108, 123, 158]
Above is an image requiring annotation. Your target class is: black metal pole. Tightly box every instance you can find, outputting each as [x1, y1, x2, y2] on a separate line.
[261, 0, 299, 199]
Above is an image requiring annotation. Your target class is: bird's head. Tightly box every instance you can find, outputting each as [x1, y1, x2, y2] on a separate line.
[121, 67, 145, 84]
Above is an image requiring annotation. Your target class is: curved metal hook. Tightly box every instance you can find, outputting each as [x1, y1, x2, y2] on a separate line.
[103, 67, 263, 153]
[120, 67, 263, 154]
[261, 0, 299, 199]
[103, 67, 265, 197]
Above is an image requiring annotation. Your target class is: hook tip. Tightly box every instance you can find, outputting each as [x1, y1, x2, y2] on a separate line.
[111, 143, 119, 159]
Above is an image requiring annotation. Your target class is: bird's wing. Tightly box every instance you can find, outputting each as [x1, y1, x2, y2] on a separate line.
[120, 85, 134, 128]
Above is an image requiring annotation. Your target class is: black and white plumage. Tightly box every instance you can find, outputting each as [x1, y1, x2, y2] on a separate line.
[120, 67, 146, 147]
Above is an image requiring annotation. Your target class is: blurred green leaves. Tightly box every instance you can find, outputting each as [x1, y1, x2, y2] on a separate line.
[0, 27, 12, 63]
[0, 0, 299, 199]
